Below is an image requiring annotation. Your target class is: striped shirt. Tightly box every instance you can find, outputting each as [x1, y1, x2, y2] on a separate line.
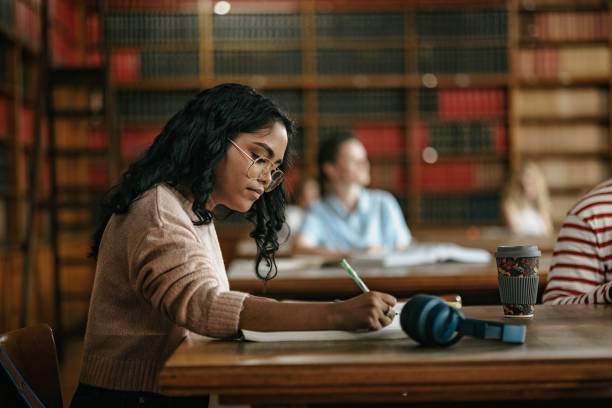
[542, 179, 612, 304]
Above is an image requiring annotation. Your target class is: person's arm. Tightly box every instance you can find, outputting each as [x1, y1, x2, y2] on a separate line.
[291, 233, 351, 262]
[542, 214, 612, 304]
[239, 291, 397, 332]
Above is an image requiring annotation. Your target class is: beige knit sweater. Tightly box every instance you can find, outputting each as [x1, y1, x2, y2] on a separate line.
[79, 184, 249, 392]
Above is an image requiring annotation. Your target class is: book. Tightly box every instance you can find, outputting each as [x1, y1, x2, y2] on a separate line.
[347, 243, 491, 269]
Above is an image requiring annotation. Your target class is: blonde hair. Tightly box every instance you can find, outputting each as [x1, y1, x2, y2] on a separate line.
[503, 161, 552, 222]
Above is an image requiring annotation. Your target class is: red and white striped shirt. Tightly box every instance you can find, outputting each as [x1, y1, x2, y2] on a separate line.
[542, 179, 612, 304]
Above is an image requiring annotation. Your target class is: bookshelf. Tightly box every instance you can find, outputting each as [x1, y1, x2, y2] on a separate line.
[0, 0, 46, 333]
[512, 0, 611, 224]
[105, 0, 517, 229]
[3, 1, 612, 333]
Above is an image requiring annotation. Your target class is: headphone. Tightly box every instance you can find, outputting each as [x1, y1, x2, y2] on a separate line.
[399, 294, 526, 347]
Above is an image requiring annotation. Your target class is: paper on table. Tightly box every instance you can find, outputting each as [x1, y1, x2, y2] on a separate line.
[242, 303, 407, 342]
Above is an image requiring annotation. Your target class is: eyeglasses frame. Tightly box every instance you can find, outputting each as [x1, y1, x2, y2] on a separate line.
[227, 138, 285, 192]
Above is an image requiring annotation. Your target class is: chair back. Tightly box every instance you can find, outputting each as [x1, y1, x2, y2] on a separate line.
[0, 324, 63, 408]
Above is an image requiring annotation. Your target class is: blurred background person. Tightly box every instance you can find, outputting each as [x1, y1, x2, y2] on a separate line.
[501, 161, 553, 237]
[285, 176, 320, 238]
[292, 130, 412, 261]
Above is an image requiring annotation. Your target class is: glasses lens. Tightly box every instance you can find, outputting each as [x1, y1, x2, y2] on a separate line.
[247, 158, 268, 179]
[265, 172, 284, 192]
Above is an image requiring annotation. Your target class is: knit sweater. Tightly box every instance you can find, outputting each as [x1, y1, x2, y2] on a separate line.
[79, 184, 249, 392]
[542, 179, 612, 304]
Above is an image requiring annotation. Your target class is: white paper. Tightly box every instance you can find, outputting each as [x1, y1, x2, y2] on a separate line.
[242, 303, 407, 342]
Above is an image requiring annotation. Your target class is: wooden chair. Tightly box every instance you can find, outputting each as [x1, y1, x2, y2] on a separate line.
[0, 324, 63, 408]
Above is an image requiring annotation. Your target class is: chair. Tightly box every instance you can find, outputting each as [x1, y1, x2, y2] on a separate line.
[0, 324, 63, 408]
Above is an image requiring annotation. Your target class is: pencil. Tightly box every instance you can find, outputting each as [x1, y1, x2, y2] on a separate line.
[339, 258, 370, 293]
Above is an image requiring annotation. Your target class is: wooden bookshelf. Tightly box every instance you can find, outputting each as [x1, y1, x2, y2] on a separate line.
[3, 1, 612, 333]
[98, 0, 612, 231]
[511, 0, 611, 224]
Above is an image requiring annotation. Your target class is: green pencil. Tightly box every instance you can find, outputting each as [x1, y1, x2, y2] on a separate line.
[339, 258, 370, 293]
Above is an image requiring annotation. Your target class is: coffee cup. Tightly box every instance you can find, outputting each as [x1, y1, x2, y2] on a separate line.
[495, 245, 541, 317]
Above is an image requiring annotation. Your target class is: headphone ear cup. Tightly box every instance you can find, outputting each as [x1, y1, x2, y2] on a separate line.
[425, 302, 461, 346]
[400, 295, 429, 343]
[401, 294, 441, 345]
[400, 294, 465, 347]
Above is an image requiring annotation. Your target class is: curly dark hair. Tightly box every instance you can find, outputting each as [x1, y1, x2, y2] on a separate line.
[91, 83, 294, 281]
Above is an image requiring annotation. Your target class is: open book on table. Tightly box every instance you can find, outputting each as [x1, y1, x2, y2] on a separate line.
[346, 242, 492, 269]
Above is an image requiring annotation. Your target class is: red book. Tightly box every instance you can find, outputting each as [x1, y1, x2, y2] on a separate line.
[89, 128, 107, 149]
[420, 161, 474, 191]
[414, 121, 430, 150]
[354, 123, 404, 155]
[89, 158, 109, 188]
[87, 13, 101, 45]
[121, 127, 159, 163]
[494, 123, 507, 153]
[0, 98, 9, 140]
[19, 107, 34, 146]
[112, 49, 140, 83]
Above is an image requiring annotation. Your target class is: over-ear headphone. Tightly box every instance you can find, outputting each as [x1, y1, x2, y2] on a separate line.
[399, 294, 526, 347]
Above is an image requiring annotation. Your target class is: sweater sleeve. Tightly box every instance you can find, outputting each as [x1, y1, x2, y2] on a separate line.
[126, 210, 247, 339]
[542, 214, 612, 304]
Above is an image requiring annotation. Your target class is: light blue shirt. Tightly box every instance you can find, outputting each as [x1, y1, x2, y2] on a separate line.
[299, 188, 412, 251]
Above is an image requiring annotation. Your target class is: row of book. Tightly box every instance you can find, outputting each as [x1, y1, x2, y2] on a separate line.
[516, 88, 608, 118]
[116, 89, 304, 123]
[539, 159, 609, 190]
[54, 156, 108, 188]
[418, 121, 507, 154]
[116, 89, 197, 123]
[354, 124, 405, 155]
[516, 124, 608, 154]
[420, 193, 500, 224]
[417, 10, 507, 39]
[316, 49, 405, 75]
[370, 164, 406, 192]
[213, 13, 302, 40]
[521, 11, 608, 42]
[104, 9, 513, 44]
[419, 161, 506, 192]
[518, 46, 610, 79]
[419, 88, 506, 119]
[7, 0, 41, 50]
[105, 12, 200, 45]
[120, 127, 158, 163]
[112, 49, 200, 82]
[214, 50, 303, 76]
[316, 12, 404, 38]
[318, 89, 405, 115]
[418, 47, 507, 74]
[0, 0, 13, 30]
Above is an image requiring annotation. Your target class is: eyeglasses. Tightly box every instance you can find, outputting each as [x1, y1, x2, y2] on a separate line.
[228, 139, 285, 192]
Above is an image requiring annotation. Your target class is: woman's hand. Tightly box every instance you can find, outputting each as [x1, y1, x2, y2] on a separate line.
[327, 291, 397, 331]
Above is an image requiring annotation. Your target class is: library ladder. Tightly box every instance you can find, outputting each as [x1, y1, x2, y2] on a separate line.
[46, 66, 119, 357]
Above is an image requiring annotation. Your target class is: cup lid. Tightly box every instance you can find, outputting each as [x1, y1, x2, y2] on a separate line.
[495, 245, 541, 258]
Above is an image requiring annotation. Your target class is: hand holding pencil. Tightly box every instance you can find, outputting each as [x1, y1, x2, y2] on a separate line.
[329, 258, 397, 330]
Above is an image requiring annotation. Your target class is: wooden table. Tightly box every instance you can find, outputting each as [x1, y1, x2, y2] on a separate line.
[160, 304, 612, 406]
[228, 255, 551, 305]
